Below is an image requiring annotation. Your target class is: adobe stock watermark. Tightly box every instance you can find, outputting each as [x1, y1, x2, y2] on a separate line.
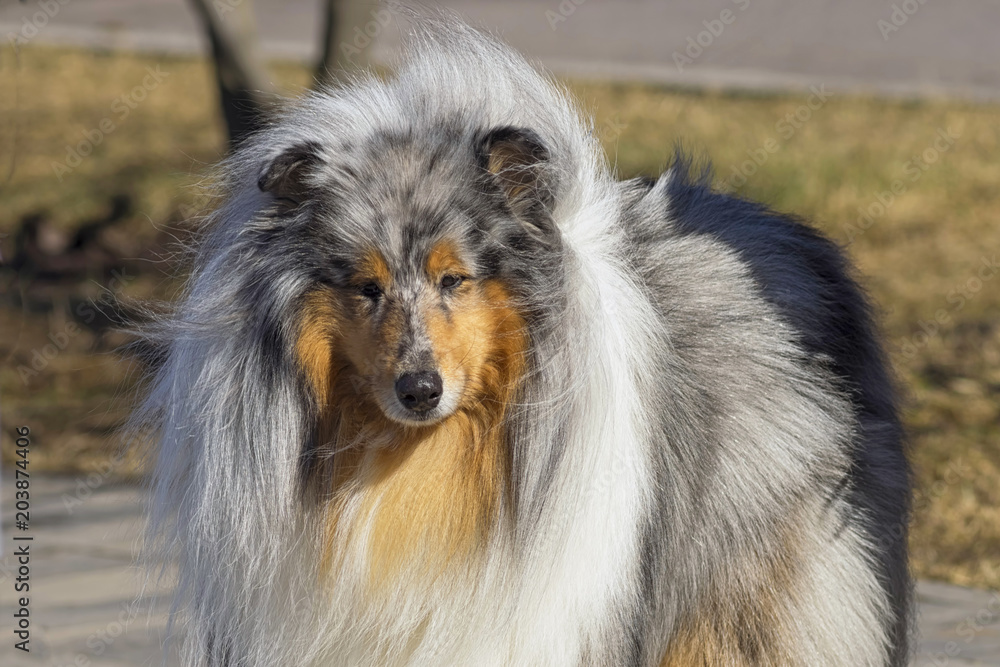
[50, 66, 170, 182]
[672, 0, 752, 72]
[875, 457, 969, 554]
[6, 0, 73, 48]
[52, 600, 140, 667]
[877, 0, 931, 41]
[545, 0, 590, 32]
[212, 0, 247, 17]
[924, 591, 1000, 666]
[842, 126, 959, 246]
[896, 255, 997, 360]
[724, 84, 831, 190]
[592, 114, 628, 146]
[339, 1, 404, 63]
[16, 267, 135, 384]
[61, 453, 127, 515]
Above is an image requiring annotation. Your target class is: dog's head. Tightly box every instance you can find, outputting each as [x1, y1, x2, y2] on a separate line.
[259, 125, 560, 429]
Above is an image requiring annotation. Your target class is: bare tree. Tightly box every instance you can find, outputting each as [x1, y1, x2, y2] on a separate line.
[187, 0, 274, 146]
[187, 0, 372, 147]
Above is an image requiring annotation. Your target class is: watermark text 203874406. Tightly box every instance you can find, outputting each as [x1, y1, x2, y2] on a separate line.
[11, 426, 34, 653]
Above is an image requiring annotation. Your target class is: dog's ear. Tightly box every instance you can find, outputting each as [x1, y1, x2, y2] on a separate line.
[258, 141, 325, 208]
[478, 126, 557, 240]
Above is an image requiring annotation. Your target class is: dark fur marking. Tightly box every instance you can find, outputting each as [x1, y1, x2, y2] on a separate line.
[661, 156, 912, 662]
[258, 141, 325, 205]
[477, 126, 559, 243]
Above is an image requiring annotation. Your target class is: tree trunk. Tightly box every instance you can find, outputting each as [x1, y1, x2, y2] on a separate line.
[315, 0, 375, 87]
[187, 0, 274, 147]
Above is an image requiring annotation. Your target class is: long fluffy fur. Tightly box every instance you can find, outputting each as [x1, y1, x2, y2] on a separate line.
[136, 16, 911, 667]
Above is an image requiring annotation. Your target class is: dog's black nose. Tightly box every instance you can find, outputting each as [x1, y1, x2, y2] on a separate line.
[395, 371, 443, 412]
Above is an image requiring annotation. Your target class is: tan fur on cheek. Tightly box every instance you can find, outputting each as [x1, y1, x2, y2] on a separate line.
[423, 278, 529, 414]
[475, 280, 529, 411]
[297, 288, 382, 458]
[296, 288, 344, 410]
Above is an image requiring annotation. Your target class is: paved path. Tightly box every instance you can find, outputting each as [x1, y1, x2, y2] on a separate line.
[0, 474, 998, 665]
[917, 581, 1000, 666]
[1, 0, 1000, 102]
[0, 475, 177, 667]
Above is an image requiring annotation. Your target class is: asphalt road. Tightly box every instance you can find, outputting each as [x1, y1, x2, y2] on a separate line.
[1, 0, 999, 100]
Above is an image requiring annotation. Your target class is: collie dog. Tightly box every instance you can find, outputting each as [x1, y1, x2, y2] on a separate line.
[136, 18, 911, 667]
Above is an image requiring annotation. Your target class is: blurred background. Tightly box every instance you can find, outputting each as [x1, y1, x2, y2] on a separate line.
[0, 1, 998, 664]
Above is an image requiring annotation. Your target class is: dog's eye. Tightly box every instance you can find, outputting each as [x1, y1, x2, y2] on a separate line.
[440, 275, 464, 290]
[359, 283, 382, 300]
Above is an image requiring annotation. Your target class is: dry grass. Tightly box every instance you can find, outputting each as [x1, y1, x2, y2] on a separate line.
[1, 46, 997, 588]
